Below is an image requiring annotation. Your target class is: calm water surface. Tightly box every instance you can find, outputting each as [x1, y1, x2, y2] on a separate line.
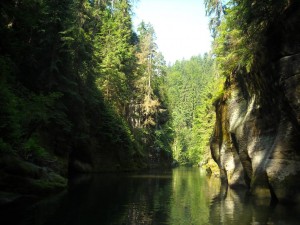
[2, 167, 300, 225]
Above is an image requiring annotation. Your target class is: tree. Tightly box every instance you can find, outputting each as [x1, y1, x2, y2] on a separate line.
[135, 22, 161, 127]
[95, 0, 137, 116]
[124, 21, 173, 166]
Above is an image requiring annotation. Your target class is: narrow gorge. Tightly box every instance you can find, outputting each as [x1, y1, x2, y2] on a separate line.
[2, 1, 300, 224]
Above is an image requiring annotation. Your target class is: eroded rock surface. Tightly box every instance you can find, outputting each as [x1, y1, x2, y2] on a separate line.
[210, 3, 300, 202]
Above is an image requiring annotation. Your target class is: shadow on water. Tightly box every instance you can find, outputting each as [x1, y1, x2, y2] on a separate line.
[1, 168, 300, 225]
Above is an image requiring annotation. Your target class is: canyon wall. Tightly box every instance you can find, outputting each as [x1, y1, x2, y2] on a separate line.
[210, 3, 300, 202]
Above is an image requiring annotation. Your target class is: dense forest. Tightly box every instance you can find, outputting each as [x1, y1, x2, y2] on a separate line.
[166, 55, 221, 166]
[0, 0, 175, 194]
[0, 0, 219, 196]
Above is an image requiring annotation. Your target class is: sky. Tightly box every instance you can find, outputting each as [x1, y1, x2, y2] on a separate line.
[132, 0, 212, 64]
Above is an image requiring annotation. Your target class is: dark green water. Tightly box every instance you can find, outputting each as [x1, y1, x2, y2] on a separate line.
[2, 167, 300, 225]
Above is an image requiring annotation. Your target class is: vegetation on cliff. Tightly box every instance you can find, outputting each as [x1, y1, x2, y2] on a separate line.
[205, 0, 300, 202]
[205, 0, 292, 78]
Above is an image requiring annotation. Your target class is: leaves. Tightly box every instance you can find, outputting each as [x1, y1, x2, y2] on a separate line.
[209, 0, 290, 77]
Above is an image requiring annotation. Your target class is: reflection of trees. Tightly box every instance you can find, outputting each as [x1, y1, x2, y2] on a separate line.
[169, 168, 221, 225]
[121, 174, 172, 225]
[19, 172, 173, 225]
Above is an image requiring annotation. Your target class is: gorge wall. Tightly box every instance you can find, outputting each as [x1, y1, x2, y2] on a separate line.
[210, 3, 300, 203]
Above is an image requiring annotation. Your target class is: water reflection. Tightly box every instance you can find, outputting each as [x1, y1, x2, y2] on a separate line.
[1, 168, 300, 225]
[168, 168, 221, 225]
[209, 186, 300, 225]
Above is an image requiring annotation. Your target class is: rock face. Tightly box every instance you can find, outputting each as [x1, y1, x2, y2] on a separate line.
[210, 3, 300, 202]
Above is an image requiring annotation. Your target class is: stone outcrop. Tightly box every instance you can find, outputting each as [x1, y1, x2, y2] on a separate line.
[210, 3, 300, 203]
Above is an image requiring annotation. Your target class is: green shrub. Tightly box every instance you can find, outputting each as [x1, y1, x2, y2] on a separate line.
[0, 139, 14, 155]
[22, 137, 49, 161]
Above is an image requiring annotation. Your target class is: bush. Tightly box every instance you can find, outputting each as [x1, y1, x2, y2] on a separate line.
[22, 137, 49, 162]
[0, 139, 14, 155]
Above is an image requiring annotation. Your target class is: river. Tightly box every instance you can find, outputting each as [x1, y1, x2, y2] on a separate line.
[2, 167, 300, 225]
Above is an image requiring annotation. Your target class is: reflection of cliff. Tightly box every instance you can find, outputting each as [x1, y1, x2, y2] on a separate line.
[209, 187, 300, 225]
[210, 3, 300, 202]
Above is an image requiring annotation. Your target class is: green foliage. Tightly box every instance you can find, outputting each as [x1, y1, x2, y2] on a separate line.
[166, 55, 220, 165]
[208, 0, 290, 77]
[0, 139, 14, 155]
[204, 0, 226, 38]
[0, 0, 152, 176]
[0, 84, 21, 145]
[95, 0, 137, 115]
[22, 137, 49, 161]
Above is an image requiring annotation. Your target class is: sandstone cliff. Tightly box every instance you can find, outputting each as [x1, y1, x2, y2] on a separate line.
[210, 3, 300, 203]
